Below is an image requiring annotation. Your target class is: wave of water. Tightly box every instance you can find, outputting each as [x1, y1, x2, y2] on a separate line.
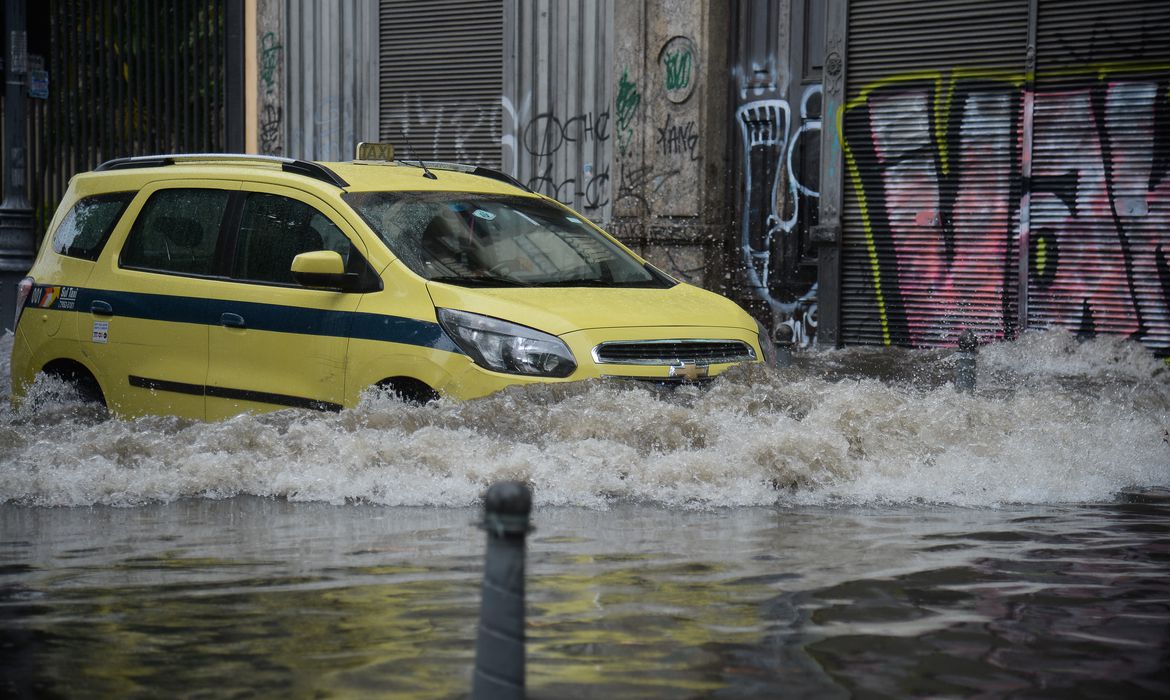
[1, 330, 1167, 508]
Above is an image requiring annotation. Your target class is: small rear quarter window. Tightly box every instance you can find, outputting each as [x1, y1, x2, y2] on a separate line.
[52, 192, 134, 260]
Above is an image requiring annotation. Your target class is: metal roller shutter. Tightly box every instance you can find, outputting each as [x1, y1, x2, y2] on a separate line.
[507, 0, 613, 221]
[841, 0, 1028, 347]
[1028, 0, 1170, 355]
[378, 0, 503, 168]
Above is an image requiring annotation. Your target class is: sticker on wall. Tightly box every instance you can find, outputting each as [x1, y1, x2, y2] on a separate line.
[92, 321, 109, 344]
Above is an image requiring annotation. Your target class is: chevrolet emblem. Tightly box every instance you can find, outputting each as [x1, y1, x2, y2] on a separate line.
[669, 362, 709, 382]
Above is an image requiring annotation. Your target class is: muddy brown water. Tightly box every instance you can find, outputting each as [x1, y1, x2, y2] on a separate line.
[2, 331, 1168, 698]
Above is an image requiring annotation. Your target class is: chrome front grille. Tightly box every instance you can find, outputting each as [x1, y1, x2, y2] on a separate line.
[591, 339, 756, 365]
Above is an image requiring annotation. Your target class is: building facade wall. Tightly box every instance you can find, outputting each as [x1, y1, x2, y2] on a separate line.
[260, 0, 1170, 357]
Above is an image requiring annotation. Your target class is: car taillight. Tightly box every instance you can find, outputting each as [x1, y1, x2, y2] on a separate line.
[14, 276, 34, 329]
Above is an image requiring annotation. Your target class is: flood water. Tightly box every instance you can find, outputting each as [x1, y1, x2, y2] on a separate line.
[2, 331, 1169, 698]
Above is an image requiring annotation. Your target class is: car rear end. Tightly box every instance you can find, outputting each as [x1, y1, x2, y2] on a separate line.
[9, 173, 137, 404]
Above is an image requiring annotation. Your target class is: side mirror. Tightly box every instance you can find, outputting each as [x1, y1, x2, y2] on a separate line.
[291, 250, 360, 291]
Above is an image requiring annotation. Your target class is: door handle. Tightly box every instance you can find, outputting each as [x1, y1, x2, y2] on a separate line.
[90, 300, 113, 316]
[220, 312, 246, 329]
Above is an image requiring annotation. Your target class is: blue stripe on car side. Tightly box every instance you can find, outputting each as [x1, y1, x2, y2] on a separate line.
[34, 286, 464, 354]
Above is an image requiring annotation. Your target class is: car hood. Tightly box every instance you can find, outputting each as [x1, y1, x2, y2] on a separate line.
[425, 281, 756, 337]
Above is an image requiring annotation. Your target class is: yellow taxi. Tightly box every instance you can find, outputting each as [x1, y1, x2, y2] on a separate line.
[11, 152, 773, 420]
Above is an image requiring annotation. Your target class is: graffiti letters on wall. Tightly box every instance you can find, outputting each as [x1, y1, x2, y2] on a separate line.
[502, 33, 708, 282]
[615, 69, 641, 158]
[662, 37, 694, 99]
[258, 30, 283, 156]
[503, 95, 612, 214]
[658, 36, 700, 165]
[618, 34, 709, 283]
[612, 69, 685, 229]
[399, 95, 501, 167]
[736, 83, 822, 346]
[651, 35, 704, 225]
[657, 114, 699, 160]
[842, 65, 1170, 352]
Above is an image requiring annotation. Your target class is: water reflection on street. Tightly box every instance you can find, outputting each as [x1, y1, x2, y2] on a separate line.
[3, 498, 1169, 698]
[1, 330, 1168, 697]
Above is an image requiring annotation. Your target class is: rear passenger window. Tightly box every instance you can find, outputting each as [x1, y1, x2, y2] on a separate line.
[52, 192, 133, 260]
[120, 188, 229, 276]
[232, 193, 352, 285]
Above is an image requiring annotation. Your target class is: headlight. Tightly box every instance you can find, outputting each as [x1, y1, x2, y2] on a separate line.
[755, 319, 778, 367]
[437, 308, 577, 378]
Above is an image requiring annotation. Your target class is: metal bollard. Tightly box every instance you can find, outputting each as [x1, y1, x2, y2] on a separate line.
[954, 329, 978, 394]
[472, 481, 533, 700]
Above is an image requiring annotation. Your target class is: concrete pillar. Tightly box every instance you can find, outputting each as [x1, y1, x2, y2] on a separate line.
[612, 0, 732, 291]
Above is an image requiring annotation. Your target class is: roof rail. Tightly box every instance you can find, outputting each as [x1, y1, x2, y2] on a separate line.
[94, 153, 350, 188]
[398, 160, 531, 193]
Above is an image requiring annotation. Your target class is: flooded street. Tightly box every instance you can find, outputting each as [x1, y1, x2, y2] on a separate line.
[2, 331, 1169, 697]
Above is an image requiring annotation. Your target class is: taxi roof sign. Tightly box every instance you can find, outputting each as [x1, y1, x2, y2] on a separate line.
[356, 142, 395, 161]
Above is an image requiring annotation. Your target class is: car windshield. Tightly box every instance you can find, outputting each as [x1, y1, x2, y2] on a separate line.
[345, 192, 670, 288]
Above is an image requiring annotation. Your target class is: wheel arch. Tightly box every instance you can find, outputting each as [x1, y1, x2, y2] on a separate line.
[41, 357, 107, 406]
[374, 376, 439, 405]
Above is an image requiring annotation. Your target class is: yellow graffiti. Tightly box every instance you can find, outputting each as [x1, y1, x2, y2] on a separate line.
[839, 108, 891, 345]
[1092, 60, 1170, 80]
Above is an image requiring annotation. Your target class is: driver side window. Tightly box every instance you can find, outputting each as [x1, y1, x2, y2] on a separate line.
[232, 193, 352, 285]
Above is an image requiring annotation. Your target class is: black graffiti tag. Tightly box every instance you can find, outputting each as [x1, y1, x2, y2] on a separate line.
[260, 104, 283, 156]
[656, 114, 699, 161]
[526, 163, 611, 210]
[522, 111, 611, 157]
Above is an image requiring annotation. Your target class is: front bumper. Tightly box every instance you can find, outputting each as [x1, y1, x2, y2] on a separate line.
[437, 324, 762, 400]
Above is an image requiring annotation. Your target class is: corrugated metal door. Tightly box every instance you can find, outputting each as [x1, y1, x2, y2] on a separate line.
[503, 0, 612, 222]
[378, 0, 504, 168]
[840, 0, 1028, 347]
[1027, 0, 1170, 355]
[284, 0, 380, 161]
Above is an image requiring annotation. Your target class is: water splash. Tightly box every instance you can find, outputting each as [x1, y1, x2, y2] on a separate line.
[1, 330, 1167, 508]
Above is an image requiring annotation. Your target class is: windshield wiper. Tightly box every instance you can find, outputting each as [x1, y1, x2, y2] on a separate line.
[531, 279, 609, 287]
[426, 275, 532, 288]
[531, 278, 667, 288]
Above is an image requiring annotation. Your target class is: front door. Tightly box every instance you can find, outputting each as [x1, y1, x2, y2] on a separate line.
[204, 184, 370, 419]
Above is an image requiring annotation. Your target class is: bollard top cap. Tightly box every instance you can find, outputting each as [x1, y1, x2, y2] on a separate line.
[484, 480, 532, 517]
[481, 481, 533, 536]
[957, 329, 978, 352]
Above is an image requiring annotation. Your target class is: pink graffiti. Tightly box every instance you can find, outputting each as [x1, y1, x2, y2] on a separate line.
[1029, 83, 1170, 347]
[845, 74, 1170, 351]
